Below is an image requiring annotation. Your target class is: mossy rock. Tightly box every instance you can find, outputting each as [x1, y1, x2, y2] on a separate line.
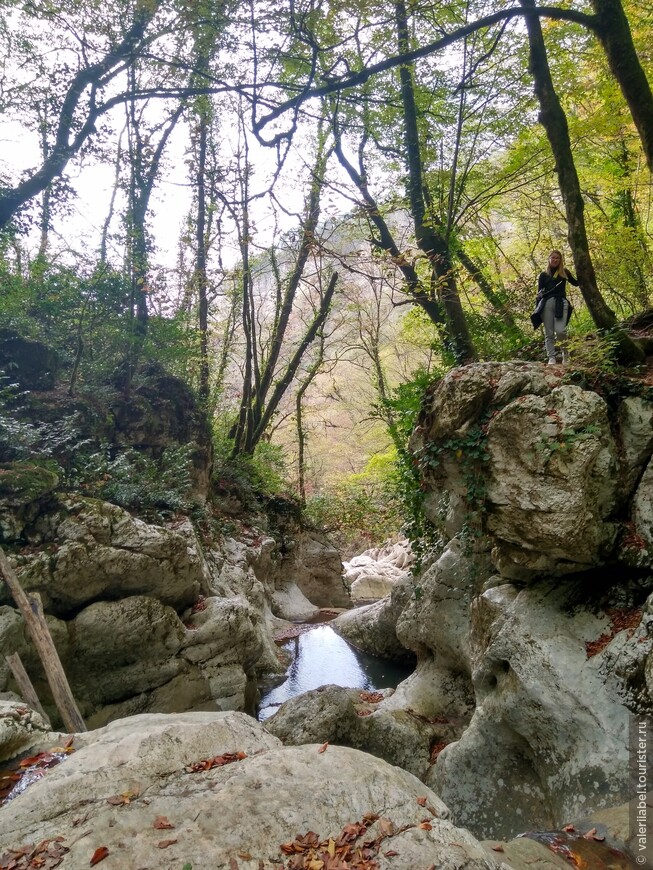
[0, 330, 59, 391]
[0, 462, 60, 507]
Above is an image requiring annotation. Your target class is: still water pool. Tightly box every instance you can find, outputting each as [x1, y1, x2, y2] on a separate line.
[257, 624, 414, 721]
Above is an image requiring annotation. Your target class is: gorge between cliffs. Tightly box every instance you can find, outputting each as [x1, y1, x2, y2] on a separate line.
[1, 348, 652, 869]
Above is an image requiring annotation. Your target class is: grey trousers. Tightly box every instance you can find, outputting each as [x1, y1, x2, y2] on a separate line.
[542, 297, 569, 361]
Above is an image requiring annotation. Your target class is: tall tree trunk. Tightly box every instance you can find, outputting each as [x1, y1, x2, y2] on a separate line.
[394, 0, 476, 364]
[196, 111, 210, 406]
[248, 272, 338, 452]
[100, 132, 124, 267]
[520, 0, 644, 363]
[590, 0, 653, 173]
[295, 336, 325, 505]
[612, 138, 650, 307]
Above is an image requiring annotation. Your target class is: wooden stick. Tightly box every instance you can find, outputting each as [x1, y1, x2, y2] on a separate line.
[0, 547, 86, 733]
[5, 652, 52, 728]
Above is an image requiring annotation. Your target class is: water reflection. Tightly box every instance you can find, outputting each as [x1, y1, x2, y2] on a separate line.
[257, 625, 413, 721]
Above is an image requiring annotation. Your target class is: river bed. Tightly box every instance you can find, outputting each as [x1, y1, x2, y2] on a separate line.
[257, 624, 414, 721]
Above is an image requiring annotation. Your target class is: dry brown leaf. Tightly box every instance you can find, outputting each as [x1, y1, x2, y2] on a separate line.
[358, 691, 384, 703]
[318, 742, 329, 753]
[491, 844, 505, 852]
[157, 839, 178, 849]
[562, 824, 575, 833]
[89, 845, 109, 866]
[106, 788, 139, 806]
[378, 818, 394, 837]
[229, 858, 239, 870]
[185, 751, 248, 773]
[237, 850, 252, 859]
[416, 796, 427, 806]
[384, 849, 399, 857]
[419, 821, 432, 831]
[153, 816, 174, 830]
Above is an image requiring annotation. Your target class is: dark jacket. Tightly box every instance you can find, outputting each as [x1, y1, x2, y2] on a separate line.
[531, 269, 578, 329]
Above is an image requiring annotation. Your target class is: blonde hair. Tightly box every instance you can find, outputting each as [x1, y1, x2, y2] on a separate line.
[547, 249, 566, 278]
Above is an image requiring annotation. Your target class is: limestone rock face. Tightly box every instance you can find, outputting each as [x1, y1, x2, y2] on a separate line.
[0, 497, 280, 726]
[0, 462, 59, 543]
[1, 496, 205, 614]
[343, 539, 414, 604]
[430, 578, 636, 839]
[392, 361, 653, 839]
[0, 700, 53, 762]
[265, 684, 461, 781]
[411, 363, 638, 580]
[389, 539, 492, 720]
[0, 712, 500, 870]
[485, 385, 618, 578]
[259, 503, 349, 611]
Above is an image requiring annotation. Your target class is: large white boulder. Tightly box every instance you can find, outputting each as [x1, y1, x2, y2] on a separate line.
[0, 711, 502, 870]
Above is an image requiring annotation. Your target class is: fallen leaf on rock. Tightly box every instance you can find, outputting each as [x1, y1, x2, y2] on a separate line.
[184, 751, 247, 773]
[562, 824, 575, 833]
[358, 691, 383, 704]
[318, 742, 329, 754]
[237, 851, 252, 859]
[491, 844, 505, 852]
[190, 595, 208, 613]
[416, 797, 427, 807]
[419, 821, 432, 831]
[299, 833, 320, 849]
[585, 608, 642, 657]
[0, 837, 69, 870]
[157, 839, 178, 849]
[377, 818, 394, 837]
[356, 710, 372, 717]
[89, 846, 109, 866]
[153, 816, 174, 830]
[106, 788, 140, 806]
[229, 858, 239, 870]
[383, 849, 399, 857]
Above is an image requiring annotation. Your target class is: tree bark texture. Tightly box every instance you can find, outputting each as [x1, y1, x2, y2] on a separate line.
[5, 652, 52, 728]
[394, 0, 477, 364]
[590, 0, 653, 172]
[521, 0, 644, 363]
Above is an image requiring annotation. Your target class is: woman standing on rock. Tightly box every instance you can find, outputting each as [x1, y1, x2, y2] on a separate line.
[531, 250, 578, 365]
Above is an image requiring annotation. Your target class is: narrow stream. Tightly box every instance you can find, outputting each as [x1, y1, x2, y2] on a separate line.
[257, 624, 414, 721]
